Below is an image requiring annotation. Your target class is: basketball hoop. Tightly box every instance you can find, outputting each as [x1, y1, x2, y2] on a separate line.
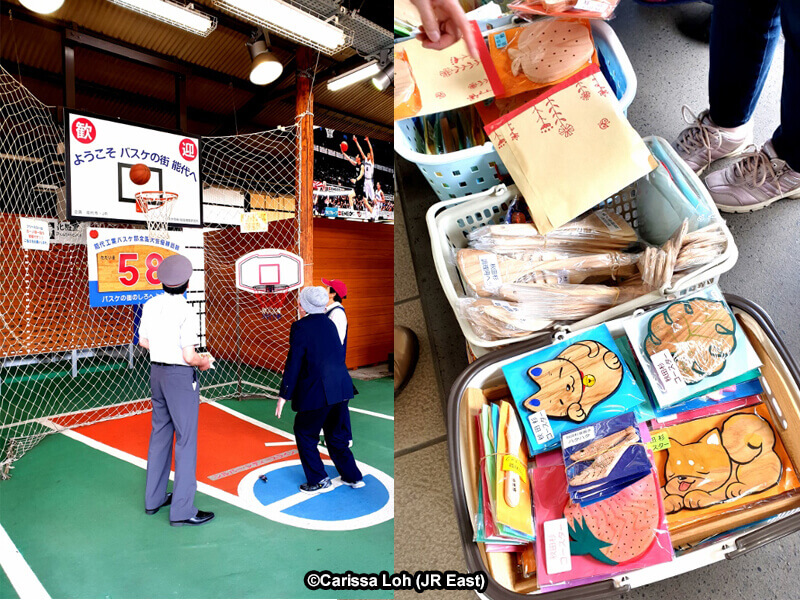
[135, 191, 178, 240]
[325, 128, 334, 139]
[254, 285, 290, 320]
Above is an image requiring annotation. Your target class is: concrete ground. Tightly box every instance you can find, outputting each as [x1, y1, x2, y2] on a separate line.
[394, 2, 800, 599]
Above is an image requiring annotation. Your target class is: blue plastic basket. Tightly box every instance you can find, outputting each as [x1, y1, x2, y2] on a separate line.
[395, 20, 637, 202]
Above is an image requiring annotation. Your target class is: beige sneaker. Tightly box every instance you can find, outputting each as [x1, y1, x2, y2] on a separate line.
[704, 140, 800, 213]
[673, 106, 752, 175]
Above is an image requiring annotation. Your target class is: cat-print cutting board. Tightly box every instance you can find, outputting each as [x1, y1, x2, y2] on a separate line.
[652, 403, 800, 535]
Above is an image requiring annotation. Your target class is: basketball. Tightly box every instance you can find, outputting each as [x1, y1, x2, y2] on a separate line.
[340, 141, 348, 153]
[129, 163, 151, 185]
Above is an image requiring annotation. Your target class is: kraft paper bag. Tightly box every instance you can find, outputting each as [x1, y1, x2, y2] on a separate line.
[395, 22, 505, 120]
[485, 64, 656, 233]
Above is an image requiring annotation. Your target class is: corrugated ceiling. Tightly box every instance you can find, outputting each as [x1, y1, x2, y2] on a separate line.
[0, 0, 392, 140]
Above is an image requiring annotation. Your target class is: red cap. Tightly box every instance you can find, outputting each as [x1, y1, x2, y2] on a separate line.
[322, 278, 347, 299]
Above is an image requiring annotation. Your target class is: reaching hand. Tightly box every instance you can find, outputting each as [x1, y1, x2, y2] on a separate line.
[412, 0, 480, 59]
[276, 397, 287, 419]
[198, 356, 212, 371]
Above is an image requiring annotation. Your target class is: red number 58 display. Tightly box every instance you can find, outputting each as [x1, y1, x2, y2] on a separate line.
[97, 245, 177, 293]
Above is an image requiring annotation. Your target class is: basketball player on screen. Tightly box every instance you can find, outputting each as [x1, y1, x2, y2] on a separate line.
[363, 180, 385, 222]
[354, 136, 376, 217]
[342, 151, 364, 211]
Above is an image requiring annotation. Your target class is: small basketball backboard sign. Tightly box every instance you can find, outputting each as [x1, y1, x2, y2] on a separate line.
[235, 249, 303, 294]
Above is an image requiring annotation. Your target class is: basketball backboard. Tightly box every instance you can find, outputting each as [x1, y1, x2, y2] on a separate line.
[235, 249, 304, 294]
[65, 110, 202, 227]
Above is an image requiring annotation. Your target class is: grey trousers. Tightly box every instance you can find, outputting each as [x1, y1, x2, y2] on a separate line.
[144, 364, 199, 521]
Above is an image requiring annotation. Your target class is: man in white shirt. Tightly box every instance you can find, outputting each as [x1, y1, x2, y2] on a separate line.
[322, 278, 353, 446]
[138, 254, 213, 527]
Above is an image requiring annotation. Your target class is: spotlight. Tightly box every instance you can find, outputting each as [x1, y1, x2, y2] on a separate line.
[247, 29, 283, 86]
[372, 62, 394, 92]
[19, 0, 64, 14]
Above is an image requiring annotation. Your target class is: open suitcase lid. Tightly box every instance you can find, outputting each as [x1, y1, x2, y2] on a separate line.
[445, 295, 800, 599]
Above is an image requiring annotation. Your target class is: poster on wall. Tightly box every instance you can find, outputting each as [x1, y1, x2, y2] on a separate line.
[65, 110, 202, 227]
[85, 228, 203, 307]
[313, 127, 394, 224]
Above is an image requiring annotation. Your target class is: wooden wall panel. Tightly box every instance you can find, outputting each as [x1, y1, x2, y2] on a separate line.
[312, 218, 393, 369]
[0, 213, 132, 357]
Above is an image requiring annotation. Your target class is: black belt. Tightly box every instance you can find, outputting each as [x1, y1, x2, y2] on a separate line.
[151, 362, 188, 367]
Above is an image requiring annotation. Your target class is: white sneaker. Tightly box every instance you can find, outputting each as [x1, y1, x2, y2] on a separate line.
[704, 140, 800, 213]
[673, 106, 752, 175]
[342, 479, 366, 488]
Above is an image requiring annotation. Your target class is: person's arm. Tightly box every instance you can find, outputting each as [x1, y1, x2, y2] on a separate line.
[353, 136, 366, 160]
[356, 165, 364, 182]
[411, 0, 480, 59]
[140, 338, 150, 350]
[342, 152, 356, 166]
[178, 310, 210, 370]
[277, 323, 305, 410]
[182, 346, 212, 370]
[365, 137, 374, 160]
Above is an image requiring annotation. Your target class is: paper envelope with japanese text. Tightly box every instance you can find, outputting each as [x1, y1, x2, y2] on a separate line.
[394, 22, 504, 120]
[485, 64, 656, 233]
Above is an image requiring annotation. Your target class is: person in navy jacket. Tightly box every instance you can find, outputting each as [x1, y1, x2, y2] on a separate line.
[276, 286, 365, 494]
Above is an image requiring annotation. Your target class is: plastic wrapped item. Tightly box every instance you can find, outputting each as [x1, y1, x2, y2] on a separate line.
[459, 298, 553, 341]
[456, 248, 641, 295]
[623, 285, 763, 408]
[563, 412, 652, 505]
[394, 47, 421, 117]
[468, 208, 638, 254]
[499, 281, 644, 322]
[511, 0, 622, 20]
[533, 465, 673, 591]
[501, 324, 648, 455]
[486, 19, 595, 98]
[651, 404, 800, 538]
[650, 394, 762, 430]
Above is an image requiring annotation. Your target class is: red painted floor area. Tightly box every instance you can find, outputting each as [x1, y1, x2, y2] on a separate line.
[59, 403, 327, 495]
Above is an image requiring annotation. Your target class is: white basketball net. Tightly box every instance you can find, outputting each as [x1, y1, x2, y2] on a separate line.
[0, 65, 302, 477]
[136, 191, 177, 240]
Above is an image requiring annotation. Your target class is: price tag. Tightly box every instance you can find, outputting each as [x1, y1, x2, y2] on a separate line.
[595, 210, 622, 233]
[491, 300, 519, 312]
[650, 349, 688, 395]
[528, 411, 554, 445]
[544, 519, 572, 575]
[501, 454, 527, 483]
[493, 31, 508, 50]
[479, 253, 502, 289]
[562, 425, 595, 449]
[647, 430, 671, 452]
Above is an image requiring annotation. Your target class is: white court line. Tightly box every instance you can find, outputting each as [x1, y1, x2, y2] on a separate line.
[264, 442, 295, 447]
[348, 407, 394, 421]
[266, 478, 346, 513]
[0, 523, 51, 600]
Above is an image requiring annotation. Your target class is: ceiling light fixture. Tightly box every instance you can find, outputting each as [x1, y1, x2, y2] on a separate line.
[215, 0, 350, 55]
[327, 60, 381, 92]
[371, 62, 394, 92]
[19, 0, 64, 14]
[107, 0, 217, 36]
[247, 29, 283, 85]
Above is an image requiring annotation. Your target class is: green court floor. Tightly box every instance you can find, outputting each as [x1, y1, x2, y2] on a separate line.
[0, 377, 393, 599]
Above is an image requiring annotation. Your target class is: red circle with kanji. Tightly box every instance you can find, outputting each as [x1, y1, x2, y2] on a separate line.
[179, 138, 198, 161]
[71, 118, 96, 144]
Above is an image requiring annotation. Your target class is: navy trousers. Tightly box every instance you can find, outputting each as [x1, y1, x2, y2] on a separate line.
[294, 401, 363, 486]
[709, 0, 800, 169]
[145, 364, 199, 521]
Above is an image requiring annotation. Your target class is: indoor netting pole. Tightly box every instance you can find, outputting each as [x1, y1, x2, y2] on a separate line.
[296, 47, 314, 289]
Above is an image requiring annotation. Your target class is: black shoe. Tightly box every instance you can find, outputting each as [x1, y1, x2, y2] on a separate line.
[299, 477, 333, 495]
[145, 493, 172, 515]
[170, 510, 215, 527]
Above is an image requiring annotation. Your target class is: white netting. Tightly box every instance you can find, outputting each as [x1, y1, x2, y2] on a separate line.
[0, 65, 302, 477]
[135, 191, 177, 240]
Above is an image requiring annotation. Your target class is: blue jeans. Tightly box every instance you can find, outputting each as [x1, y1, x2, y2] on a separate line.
[294, 401, 363, 486]
[709, 0, 800, 169]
